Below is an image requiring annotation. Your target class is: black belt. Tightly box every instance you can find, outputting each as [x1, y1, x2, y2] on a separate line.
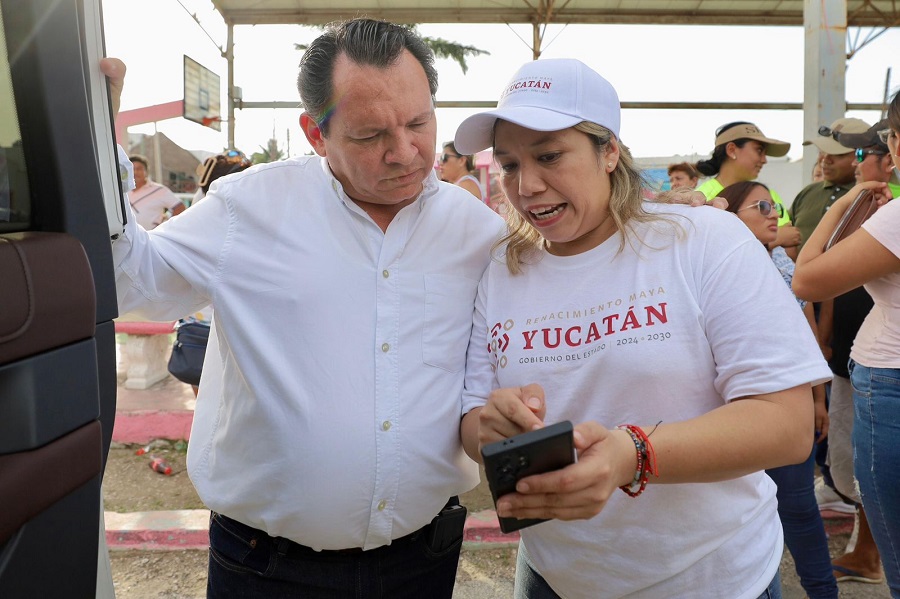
[319, 528, 419, 555]
[220, 496, 460, 557]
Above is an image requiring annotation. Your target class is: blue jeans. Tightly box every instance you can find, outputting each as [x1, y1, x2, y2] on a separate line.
[766, 445, 838, 599]
[207, 512, 462, 598]
[850, 361, 900, 597]
[514, 541, 783, 598]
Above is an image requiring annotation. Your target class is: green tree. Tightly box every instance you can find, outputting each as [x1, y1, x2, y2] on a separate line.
[251, 138, 285, 164]
[294, 25, 488, 74]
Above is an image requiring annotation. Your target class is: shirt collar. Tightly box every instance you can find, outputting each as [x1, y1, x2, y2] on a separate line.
[823, 180, 852, 190]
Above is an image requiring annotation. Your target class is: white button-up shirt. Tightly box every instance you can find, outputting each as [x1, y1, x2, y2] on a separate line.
[113, 156, 503, 550]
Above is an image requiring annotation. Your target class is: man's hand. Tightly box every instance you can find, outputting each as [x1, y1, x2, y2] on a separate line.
[655, 189, 727, 210]
[100, 58, 126, 119]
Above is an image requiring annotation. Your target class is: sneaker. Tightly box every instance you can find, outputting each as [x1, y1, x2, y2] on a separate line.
[815, 477, 857, 514]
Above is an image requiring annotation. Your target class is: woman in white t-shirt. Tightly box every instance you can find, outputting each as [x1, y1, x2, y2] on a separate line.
[456, 59, 831, 599]
[793, 92, 900, 596]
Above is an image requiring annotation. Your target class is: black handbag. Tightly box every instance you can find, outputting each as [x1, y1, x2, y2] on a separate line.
[167, 320, 211, 386]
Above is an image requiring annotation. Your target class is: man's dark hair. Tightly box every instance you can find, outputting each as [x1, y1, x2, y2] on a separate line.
[129, 154, 149, 170]
[297, 19, 438, 136]
[667, 162, 700, 179]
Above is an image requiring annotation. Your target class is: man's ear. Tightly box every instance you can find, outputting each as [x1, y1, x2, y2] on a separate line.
[301, 113, 327, 157]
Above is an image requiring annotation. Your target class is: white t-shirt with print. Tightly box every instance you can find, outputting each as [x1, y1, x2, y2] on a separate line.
[463, 202, 831, 599]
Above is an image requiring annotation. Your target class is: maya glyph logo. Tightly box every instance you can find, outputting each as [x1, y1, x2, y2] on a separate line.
[488, 320, 514, 371]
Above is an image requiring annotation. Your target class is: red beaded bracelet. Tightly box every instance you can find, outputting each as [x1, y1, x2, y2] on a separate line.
[617, 424, 659, 497]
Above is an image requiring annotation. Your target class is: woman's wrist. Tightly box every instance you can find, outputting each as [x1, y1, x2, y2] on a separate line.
[611, 428, 640, 488]
[615, 424, 660, 497]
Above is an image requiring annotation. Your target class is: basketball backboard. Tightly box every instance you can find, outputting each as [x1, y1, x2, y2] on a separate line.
[183, 55, 221, 131]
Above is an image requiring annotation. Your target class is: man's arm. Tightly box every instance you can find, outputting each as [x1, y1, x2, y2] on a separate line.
[770, 225, 801, 252]
[460, 408, 482, 463]
[783, 191, 805, 260]
[155, 185, 186, 219]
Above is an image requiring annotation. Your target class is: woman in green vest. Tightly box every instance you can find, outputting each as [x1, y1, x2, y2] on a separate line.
[696, 122, 801, 249]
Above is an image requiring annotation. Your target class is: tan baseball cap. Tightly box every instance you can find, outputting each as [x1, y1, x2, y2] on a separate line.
[802, 118, 871, 155]
[714, 123, 790, 157]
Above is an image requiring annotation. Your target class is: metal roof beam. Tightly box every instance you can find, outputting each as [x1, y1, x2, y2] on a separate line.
[236, 100, 886, 111]
[219, 9, 809, 26]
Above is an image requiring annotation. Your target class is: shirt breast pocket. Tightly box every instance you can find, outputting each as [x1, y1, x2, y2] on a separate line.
[422, 273, 479, 372]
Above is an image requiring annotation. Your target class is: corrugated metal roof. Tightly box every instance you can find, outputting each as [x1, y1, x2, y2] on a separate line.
[210, 0, 898, 27]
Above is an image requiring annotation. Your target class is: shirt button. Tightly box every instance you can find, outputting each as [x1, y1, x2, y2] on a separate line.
[382, 269, 390, 278]
[377, 500, 387, 511]
[382, 420, 391, 431]
[381, 343, 390, 352]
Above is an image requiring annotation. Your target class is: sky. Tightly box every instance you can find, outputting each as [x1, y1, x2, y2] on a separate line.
[102, 0, 900, 163]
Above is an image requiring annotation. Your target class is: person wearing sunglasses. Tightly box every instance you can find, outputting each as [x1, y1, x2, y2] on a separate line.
[835, 119, 900, 198]
[695, 122, 800, 253]
[793, 91, 900, 597]
[437, 141, 486, 202]
[719, 180, 837, 599]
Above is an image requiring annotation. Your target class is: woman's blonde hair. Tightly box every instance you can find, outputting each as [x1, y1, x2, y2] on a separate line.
[496, 121, 662, 274]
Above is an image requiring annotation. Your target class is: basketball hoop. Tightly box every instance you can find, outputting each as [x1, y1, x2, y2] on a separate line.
[201, 115, 225, 127]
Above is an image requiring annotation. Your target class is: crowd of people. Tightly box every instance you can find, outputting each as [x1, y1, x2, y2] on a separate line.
[100, 16, 900, 599]
[664, 107, 900, 599]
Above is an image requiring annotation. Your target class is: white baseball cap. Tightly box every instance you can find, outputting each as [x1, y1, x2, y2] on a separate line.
[454, 58, 621, 154]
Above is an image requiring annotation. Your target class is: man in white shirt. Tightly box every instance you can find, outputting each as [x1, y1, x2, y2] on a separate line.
[107, 19, 502, 598]
[127, 154, 185, 229]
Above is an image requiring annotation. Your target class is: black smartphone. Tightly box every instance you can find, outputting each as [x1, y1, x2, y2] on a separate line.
[481, 420, 576, 534]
